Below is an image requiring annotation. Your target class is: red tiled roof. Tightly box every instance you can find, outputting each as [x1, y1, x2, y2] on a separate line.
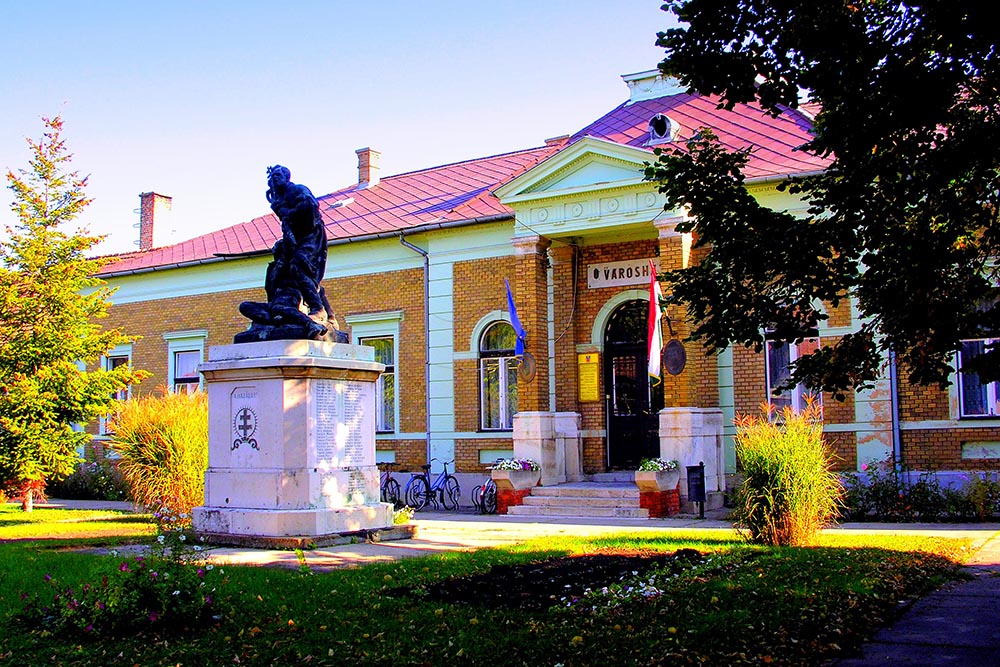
[99, 89, 827, 276]
[99, 146, 558, 275]
[569, 94, 828, 179]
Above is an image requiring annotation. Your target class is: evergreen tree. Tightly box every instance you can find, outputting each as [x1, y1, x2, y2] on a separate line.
[1, 116, 146, 510]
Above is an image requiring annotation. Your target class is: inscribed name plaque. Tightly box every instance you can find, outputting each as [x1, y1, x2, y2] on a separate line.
[587, 258, 661, 289]
[578, 352, 600, 402]
[314, 379, 369, 468]
[230, 386, 260, 452]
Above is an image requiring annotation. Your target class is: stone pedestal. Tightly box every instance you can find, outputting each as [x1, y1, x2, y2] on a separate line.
[658, 407, 725, 510]
[192, 340, 393, 546]
[555, 412, 584, 482]
[512, 411, 583, 487]
[638, 489, 681, 518]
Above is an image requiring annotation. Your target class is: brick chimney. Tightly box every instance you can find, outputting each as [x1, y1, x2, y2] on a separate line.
[355, 147, 381, 188]
[138, 192, 172, 251]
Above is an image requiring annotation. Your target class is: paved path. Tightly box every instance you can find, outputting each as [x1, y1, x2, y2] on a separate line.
[831, 529, 1000, 667]
[196, 509, 737, 570]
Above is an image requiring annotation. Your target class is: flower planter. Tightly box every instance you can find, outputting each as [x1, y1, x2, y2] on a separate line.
[634, 469, 680, 493]
[491, 469, 541, 492]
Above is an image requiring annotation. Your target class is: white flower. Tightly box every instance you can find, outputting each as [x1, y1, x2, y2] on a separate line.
[157, 535, 165, 544]
[206, 564, 214, 571]
[179, 535, 186, 542]
[172, 590, 180, 596]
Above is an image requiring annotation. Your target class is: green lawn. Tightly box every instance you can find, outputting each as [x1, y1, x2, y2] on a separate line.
[0, 506, 976, 667]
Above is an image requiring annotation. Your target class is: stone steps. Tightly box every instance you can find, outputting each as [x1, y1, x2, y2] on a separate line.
[506, 504, 649, 518]
[505, 482, 647, 519]
[530, 486, 640, 500]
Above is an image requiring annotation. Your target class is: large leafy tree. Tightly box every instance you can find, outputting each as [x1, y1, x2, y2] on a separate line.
[1, 116, 146, 509]
[647, 1, 999, 395]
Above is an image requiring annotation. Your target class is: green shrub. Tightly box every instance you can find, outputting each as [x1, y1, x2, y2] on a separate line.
[733, 401, 842, 546]
[839, 461, 998, 522]
[863, 459, 910, 519]
[906, 472, 947, 521]
[964, 472, 1000, 520]
[111, 391, 208, 520]
[943, 486, 977, 520]
[47, 460, 130, 501]
[840, 471, 872, 521]
[18, 507, 226, 635]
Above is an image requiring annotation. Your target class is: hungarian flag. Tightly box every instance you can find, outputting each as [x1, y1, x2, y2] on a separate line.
[505, 278, 526, 356]
[647, 260, 665, 384]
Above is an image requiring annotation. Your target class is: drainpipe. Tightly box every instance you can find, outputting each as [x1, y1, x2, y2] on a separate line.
[889, 351, 902, 473]
[400, 234, 432, 463]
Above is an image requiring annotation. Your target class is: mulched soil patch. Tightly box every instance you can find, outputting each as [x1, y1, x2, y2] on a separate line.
[392, 549, 705, 611]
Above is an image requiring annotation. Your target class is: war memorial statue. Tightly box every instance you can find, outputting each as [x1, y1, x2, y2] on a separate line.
[235, 165, 347, 343]
[193, 166, 395, 546]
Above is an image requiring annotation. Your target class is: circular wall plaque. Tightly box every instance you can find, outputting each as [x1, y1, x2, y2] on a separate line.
[518, 351, 537, 383]
[663, 339, 686, 376]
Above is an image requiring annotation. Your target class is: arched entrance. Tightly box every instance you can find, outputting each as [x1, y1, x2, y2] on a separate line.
[604, 299, 664, 469]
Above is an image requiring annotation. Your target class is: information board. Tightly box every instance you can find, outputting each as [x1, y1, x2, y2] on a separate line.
[578, 352, 600, 402]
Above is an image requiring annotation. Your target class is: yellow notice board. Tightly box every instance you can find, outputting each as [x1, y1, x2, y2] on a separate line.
[578, 352, 600, 402]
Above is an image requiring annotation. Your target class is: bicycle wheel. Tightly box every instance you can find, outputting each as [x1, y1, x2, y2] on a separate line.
[470, 484, 483, 512]
[383, 477, 401, 507]
[441, 476, 461, 510]
[405, 477, 430, 510]
[482, 483, 498, 514]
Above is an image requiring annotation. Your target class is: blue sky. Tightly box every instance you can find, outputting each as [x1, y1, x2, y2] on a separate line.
[2, 1, 675, 254]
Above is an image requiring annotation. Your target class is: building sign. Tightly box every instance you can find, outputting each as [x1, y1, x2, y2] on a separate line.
[578, 352, 600, 402]
[587, 258, 661, 289]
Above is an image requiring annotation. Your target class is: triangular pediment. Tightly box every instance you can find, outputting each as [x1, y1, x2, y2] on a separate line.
[495, 136, 652, 205]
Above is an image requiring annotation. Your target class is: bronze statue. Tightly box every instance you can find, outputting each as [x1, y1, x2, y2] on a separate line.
[235, 166, 346, 343]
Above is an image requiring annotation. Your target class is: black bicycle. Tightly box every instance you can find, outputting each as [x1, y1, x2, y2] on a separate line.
[471, 475, 498, 514]
[378, 462, 402, 508]
[404, 458, 460, 511]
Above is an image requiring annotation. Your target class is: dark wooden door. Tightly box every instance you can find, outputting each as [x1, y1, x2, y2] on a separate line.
[604, 300, 663, 469]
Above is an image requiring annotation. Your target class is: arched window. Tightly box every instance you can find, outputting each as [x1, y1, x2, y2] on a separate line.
[480, 321, 519, 430]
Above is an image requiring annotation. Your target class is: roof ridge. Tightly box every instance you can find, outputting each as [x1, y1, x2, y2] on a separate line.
[322, 143, 555, 194]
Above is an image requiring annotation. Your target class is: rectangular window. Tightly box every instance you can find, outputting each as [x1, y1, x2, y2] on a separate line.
[164, 330, 207, 394]
[958, 338, 1000, 417]
[99, 348, 132, 436]
[106, 355, 131, 401]
[172, 350, 202, 394]
[481, 356, 518, 430]
[765, 337, 820, 412]
[360, 336, 396, 432]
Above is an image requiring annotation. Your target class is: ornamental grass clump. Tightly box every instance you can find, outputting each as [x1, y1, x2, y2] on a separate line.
[733, 400, 842, 546]
[111, 390, 208, 519]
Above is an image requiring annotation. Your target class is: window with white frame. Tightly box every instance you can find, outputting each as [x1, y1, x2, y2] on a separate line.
[765, 336, 820, 412]
[99, 344, 132, 435]
[360, 336, 395, 433]
[346, 311, 403, 436]
[480, 321, 519, 430]
[958, 338, 1000, 417]
[164, 330, 207, 394]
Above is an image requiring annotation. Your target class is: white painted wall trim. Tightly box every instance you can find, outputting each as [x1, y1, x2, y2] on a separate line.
[589, 289, 647, 347]
[347, 311, 404, 435]
[900, 419, 1000, 430]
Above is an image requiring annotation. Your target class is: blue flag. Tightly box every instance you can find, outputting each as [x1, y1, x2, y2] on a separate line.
[505, 278, 526, 356]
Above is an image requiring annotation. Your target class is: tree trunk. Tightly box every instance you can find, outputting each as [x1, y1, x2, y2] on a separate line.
[21, 488, 33, 512]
